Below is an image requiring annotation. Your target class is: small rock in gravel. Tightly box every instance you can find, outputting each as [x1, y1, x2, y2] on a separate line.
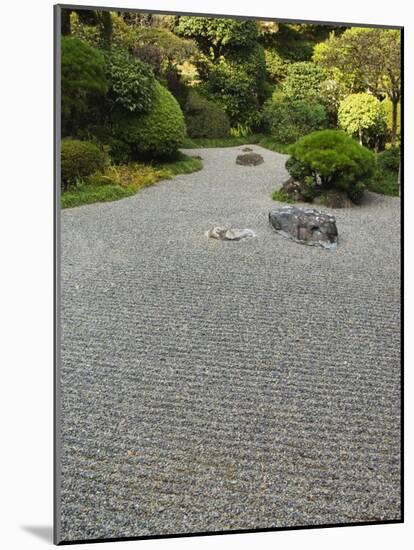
[242, 147, 253, 152]
[269, 205, 338, 249]
[206, 226, 256, 241]
[236, 153, 264, 166]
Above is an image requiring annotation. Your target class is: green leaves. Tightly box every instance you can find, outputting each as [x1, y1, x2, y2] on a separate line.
[288, 130, 375, 194]
[112, 81, 185, 158]
[313, 27, 401, 100]
[262, 96, 328, 144]
[282, 61, 326, 102]
[61, 37, 108, 135]
[105, 50, 155, 114]
[338, 93, 387, 146]
[176, 17, 258, 58]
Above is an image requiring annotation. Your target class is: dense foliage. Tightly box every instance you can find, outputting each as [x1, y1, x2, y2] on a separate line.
[338, 93, 387, 149]
[262, 96, 328, 143]
[176, 17, 258, 58]
[184, 91, 230, 138]
[282, 61, 326, 102]
[61, 37, 107, 136]
[105, 49, 155, 113]
[264, 48, 288, 83]
[202, 44, 266, 127]
[112, 80, 185, 158]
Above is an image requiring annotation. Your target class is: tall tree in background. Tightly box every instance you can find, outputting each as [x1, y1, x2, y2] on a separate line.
[313, 28, 401, 146]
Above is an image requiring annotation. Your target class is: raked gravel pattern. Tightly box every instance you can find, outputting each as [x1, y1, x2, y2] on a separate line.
[59, 145, 401, 542]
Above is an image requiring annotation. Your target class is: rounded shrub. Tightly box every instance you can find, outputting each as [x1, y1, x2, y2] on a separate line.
[287, 130, 375, 202]
[61, 139, 107, 187]
[106, 49, 155, 114]
[184, 91, 230, 138]
[112, 80, 185, 158]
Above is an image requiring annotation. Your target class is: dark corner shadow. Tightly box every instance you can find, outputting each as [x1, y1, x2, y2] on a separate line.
[21, 525, 54, 543]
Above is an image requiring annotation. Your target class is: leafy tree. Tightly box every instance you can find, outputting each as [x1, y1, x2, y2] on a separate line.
[283, 61, 326, 102]
[338, 93, 387, 150]
[176, 17, 258, 59]
[313, 28, 401, 146]
[61, 37, 108, 136]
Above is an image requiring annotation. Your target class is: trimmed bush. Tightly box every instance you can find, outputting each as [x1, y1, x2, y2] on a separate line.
[106, 49, 155, 114]
[287, 130, 375, 202]
[61, 37, 107, 136]
[184, 91, 230, 138]
[262, 96, 328, 144]
[61, 139, 107, 187]
[112, 80, 185, 158]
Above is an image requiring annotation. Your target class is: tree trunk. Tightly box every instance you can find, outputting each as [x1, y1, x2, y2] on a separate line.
[391, 99, 398, 148]
[61, 9, 71, 36]
[358, 128, 363, 146]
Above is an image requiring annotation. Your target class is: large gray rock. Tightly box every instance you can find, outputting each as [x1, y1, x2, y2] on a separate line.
[269, 206, 338, 249]
[236, 153, 264, 166]
[206, 226, 256, 241]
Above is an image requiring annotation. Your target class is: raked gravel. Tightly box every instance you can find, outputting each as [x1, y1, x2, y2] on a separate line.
[59, 145, 401, 542]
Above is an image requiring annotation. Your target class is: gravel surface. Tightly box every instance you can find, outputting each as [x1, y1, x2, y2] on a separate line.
[59, 145, 401, 542]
